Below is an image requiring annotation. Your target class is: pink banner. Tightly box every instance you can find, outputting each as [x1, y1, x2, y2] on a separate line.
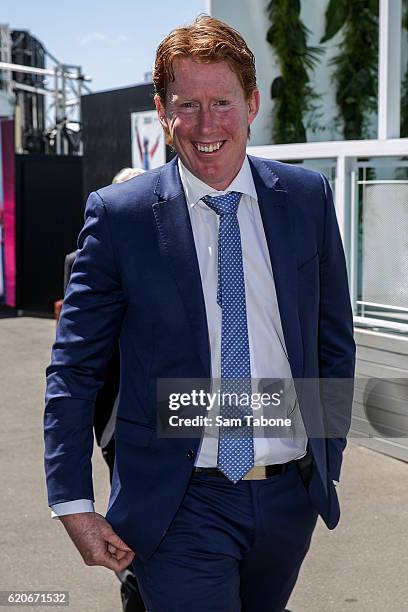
[0, 119, 16, 307]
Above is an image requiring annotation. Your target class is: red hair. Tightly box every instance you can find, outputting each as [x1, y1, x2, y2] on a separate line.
[153, 14, 257, 106]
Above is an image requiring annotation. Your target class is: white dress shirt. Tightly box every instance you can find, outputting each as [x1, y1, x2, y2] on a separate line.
[178, 157, 307, 467]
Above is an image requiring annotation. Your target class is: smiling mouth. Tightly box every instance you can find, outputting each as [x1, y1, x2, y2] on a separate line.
[193, 141, 225, 153]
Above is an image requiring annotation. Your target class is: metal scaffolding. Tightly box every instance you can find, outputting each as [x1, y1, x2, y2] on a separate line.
[0, 24, 91, 155]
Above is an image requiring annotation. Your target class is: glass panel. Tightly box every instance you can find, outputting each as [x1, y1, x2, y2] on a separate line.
[356, 160, 408, 327]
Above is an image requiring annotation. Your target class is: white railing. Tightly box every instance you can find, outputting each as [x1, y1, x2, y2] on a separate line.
[247, 139, 408, 335]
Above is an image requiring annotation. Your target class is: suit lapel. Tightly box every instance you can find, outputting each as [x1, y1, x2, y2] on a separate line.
[152, 158, 211, 378]
[248, 156, 304, 379]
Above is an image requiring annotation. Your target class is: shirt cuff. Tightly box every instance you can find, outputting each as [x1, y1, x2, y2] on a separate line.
[332, 480, 339, 487]
[51, 499, 95, 518]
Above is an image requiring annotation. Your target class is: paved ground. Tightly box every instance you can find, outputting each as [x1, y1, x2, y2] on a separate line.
[0, 316, 407, 612]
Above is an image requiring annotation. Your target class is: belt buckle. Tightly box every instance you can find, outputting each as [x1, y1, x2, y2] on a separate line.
[242, 466, 267, 480]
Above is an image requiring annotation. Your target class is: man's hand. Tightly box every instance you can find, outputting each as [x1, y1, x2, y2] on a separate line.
[60, 512, 135, 572]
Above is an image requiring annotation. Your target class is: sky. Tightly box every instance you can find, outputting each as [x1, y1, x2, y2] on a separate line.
[1, 0, 206, 92]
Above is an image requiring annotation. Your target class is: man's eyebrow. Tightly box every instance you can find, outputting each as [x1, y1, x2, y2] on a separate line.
[169, 93, 195, 99]
[168, 94, 199, 105]
[168, 93, 187, 103]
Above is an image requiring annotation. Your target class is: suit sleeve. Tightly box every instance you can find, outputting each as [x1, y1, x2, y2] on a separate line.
[44, 191, 126, 506]
[318, 174, 356, 482]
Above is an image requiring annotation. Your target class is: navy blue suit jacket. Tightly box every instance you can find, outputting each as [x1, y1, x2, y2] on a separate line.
[44, 155, 355, 561]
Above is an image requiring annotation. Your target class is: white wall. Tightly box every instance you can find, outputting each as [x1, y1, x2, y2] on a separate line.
[299, 0, 345, 142]
[210, 0, 279, 146]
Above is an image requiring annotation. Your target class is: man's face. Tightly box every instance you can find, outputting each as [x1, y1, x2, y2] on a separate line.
[155, 57, 260, 191]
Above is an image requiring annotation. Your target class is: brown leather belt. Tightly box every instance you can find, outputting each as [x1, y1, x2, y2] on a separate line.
[194, 458, 302, 481]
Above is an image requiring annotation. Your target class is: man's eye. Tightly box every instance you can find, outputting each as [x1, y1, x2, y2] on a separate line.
[181, 102, 195, 108]
[216, 100, 229, 106]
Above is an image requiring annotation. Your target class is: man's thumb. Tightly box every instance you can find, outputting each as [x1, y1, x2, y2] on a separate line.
[105, 530, 133, 552]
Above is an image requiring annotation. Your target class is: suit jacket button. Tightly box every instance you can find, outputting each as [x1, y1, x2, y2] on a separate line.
[187, 449, 195, 461]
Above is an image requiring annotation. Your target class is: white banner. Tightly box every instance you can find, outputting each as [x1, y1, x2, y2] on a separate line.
[131, 110, 165, 170]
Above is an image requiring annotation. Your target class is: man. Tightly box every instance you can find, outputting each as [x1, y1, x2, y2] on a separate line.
[44, 15, 355, 612]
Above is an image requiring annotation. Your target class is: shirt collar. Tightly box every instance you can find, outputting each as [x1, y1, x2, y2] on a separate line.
[177, 156, 257, 208]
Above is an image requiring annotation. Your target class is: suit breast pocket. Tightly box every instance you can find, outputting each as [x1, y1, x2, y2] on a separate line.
[297, 252, 318, 272]
[298, 252, 319, 290]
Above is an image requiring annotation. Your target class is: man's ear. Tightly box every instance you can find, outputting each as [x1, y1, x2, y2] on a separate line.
[247, 88, 260, 126]
[154, 94, 169, 132]
[155, 94, 173, 146]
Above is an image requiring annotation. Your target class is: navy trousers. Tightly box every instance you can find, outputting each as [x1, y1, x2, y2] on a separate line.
[132, 463, 318, 611]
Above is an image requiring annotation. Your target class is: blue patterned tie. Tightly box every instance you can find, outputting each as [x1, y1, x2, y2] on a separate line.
[202, 191, 254, 483]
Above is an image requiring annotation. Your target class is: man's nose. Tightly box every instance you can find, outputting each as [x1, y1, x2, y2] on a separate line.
[197, 107, 216, 134]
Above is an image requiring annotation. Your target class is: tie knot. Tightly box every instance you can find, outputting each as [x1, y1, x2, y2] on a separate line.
[202, 191, 242, 216]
